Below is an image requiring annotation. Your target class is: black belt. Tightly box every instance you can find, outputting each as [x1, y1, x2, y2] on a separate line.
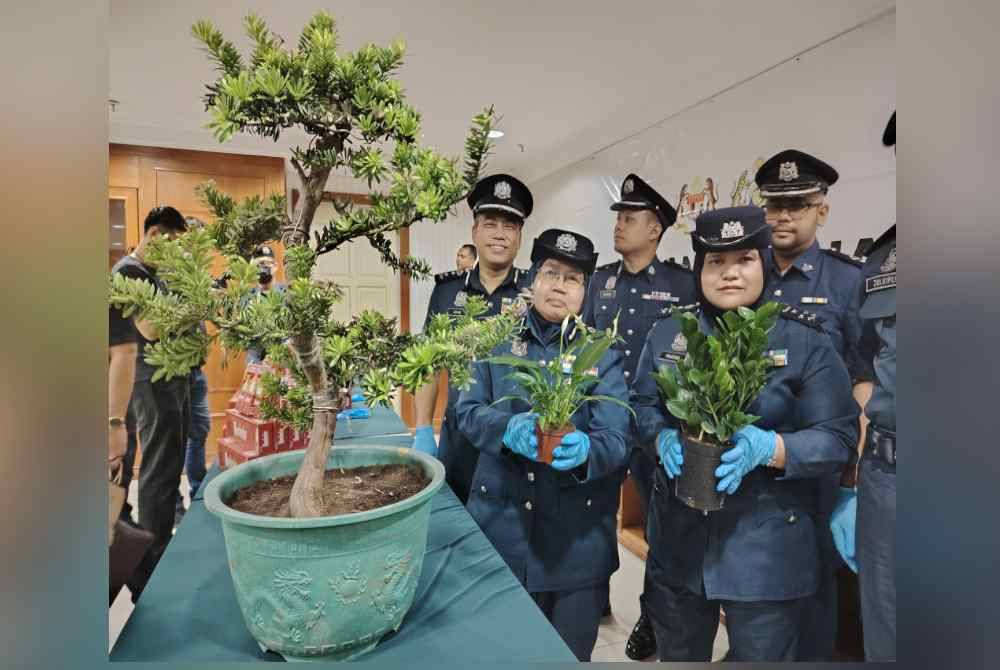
[866, 425, 896, 465]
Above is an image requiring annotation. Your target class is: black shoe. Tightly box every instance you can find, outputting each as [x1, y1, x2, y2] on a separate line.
[625, 611, 657, 660]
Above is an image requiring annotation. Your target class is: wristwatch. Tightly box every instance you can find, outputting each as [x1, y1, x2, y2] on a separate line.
[109, 416, 126, 428]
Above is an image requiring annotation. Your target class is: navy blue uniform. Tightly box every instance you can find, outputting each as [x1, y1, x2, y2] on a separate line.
[848, 225, 896, 661]
[631, 306, 858, 662]
[455, 311, 631, 660]
[764, 240, 863, 660]
[424, 264, 530, 504]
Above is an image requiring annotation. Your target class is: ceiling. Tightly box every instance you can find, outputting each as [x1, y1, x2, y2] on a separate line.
[110, 0, 895, 184]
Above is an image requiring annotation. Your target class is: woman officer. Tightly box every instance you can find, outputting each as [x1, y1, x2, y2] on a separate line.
[455, 228, 631, 661]
[630, 206, 859, 662]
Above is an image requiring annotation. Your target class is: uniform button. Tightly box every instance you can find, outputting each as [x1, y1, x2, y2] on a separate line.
[774, 289, 783, 297]
[630, 288, 637, 294]
[586, 499, 592, 507]
[480, 485, 487, 493]
[601, 305, 607, 311]
[624, 371, 631, 378]
[625, 350, 632, 356]
[524, 501, 533, 511]
[629, 308, 636, 314]
[627, 329, 634, 335]
[787, 514, 797, 524]
[527, 472, 535, 482]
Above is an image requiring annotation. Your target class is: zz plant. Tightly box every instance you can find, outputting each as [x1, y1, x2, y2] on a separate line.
[652, 302, 782, 443]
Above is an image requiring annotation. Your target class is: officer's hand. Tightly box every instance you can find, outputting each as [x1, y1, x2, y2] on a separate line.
[715, 425, 777, 494]
[551, 431, 590, 471]
[830, 487, 858, 573]
[412, 425, 437, 456]
[503, 412, 538, 460]
[657, 428, 683, 479]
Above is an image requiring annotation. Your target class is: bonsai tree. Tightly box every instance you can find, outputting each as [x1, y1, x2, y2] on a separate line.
[109, 10, 517, 518]
[652, 303, 782, 444]
[487, 314, 634, 463]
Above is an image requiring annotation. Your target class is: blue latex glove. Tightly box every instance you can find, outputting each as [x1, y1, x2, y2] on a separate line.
[503, 412, 538, 460]
[830, 487, 858, 573]
[412, 425, 437, 456]
[715, 425, 778, 494]
[551, 431, 590, 471]
[337, 407, 371, 420]
[657, 428, 683, 478]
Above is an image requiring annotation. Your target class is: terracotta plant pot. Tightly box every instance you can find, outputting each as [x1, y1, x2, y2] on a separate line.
[674, 432, 729, 512]
[536, 424, 574, 465]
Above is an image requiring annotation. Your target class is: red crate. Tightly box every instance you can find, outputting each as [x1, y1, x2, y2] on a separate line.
[226, 410, 278, 456]
[219, 435, 258, 469]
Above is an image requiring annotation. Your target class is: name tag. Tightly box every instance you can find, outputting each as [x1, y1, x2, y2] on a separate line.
[658, 352, 684, 363]
[600, 290, 616, 300]
[642, 291, 679, 302]
[800, 296, 828, 305]
[765, 349, 788, 367]
[865, 272, 896, 293]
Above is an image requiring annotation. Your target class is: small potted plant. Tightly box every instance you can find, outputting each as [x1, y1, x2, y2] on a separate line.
[489, 315, 634, 464]
[651, 302, 781, 511]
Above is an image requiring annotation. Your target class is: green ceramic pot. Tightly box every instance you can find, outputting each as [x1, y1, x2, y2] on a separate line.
[203, 445, 445, 662]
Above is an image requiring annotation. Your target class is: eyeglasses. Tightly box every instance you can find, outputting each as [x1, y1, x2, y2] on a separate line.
[764, 201, 823, 220]
[538, 268, 585, 289]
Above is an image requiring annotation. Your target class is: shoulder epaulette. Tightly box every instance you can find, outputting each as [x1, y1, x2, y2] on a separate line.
[662, 258, 694, 274]
[434, 270, 464, 285]
[780, 304, 826, 331]
[596, 261, 619, 272]
[822, 248, 863, 268]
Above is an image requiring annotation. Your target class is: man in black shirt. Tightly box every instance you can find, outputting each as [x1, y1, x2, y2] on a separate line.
[110, 206, 189, 602]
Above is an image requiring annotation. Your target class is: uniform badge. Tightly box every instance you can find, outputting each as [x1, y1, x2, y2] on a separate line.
[494, 180, 512, 200]
[800, 296, 828, 305]
[802, 263, 814, 272]
[511, 338, 527, 357]
[779, 162, 799, 182]
[881, 245, 897, 273]
[766, 349, 788, 367]
[555, 233, 578, 253]
[623, 178, 634, 194]
[672, 333, 687, 353]
[454, 291, 468, 307]
[605, 275, 617, 290]
[721, 220, 744, 239]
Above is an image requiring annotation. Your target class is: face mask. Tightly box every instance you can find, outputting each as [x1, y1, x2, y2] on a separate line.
[258, 267, 273, 284]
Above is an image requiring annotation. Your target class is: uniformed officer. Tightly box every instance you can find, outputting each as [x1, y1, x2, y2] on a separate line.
[583, 173, 695, 659]
[413, 174, 533, 503]
[755, 149, 865, 661]
[246, 244, 287, 364]
[831, 111, 896, 661]
[631, 206, 859, 662]
[455, 229, 631, 661]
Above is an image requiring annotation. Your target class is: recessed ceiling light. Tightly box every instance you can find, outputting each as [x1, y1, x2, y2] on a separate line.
[488, 129, 505, 139]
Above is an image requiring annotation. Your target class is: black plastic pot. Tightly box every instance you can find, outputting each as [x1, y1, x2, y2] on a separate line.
[674, 433, 728, 512]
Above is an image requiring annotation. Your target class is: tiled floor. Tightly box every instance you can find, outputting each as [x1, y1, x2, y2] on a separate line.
[109, 477, 729, 661]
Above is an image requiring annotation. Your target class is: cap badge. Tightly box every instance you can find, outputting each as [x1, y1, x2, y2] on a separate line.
[555, 233, 578, 253]
[721, 220, 745, 239]
[672, 333, 687, 353]
[880, 245, 897, 273]
[494, 180, 512, 200]
[779, 161, 799, 182]
[623, 178, 635, 194]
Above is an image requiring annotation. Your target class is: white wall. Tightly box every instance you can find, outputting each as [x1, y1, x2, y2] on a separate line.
[409, 11, 895, 325]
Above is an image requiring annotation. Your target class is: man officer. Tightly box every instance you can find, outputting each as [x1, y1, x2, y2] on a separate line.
[754, 149, 865, 661]
[584, 173, 695, 659]
[831, 111, 897, 662]
[413, 174, 533, 503]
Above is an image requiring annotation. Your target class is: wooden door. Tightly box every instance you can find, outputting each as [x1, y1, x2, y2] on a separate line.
[108, 186, 139, 269]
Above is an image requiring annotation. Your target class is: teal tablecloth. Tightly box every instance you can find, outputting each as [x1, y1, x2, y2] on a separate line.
[110, 432, 575, 662]
[331, 402, 409, 440]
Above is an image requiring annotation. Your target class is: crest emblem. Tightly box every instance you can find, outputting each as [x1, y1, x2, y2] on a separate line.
[880, 245, 897, 273]
[672, 333, 687, 353]
[605, 275, 617, 290]
[623, 178, 635, 194]
[779, 161, 799, 182]
[494, 180, 512, 200]
[511, 338, 528, 357]
[720, 220, 745, 239]
[454, 291, 468, 307]
[555, 233, 578, 253]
